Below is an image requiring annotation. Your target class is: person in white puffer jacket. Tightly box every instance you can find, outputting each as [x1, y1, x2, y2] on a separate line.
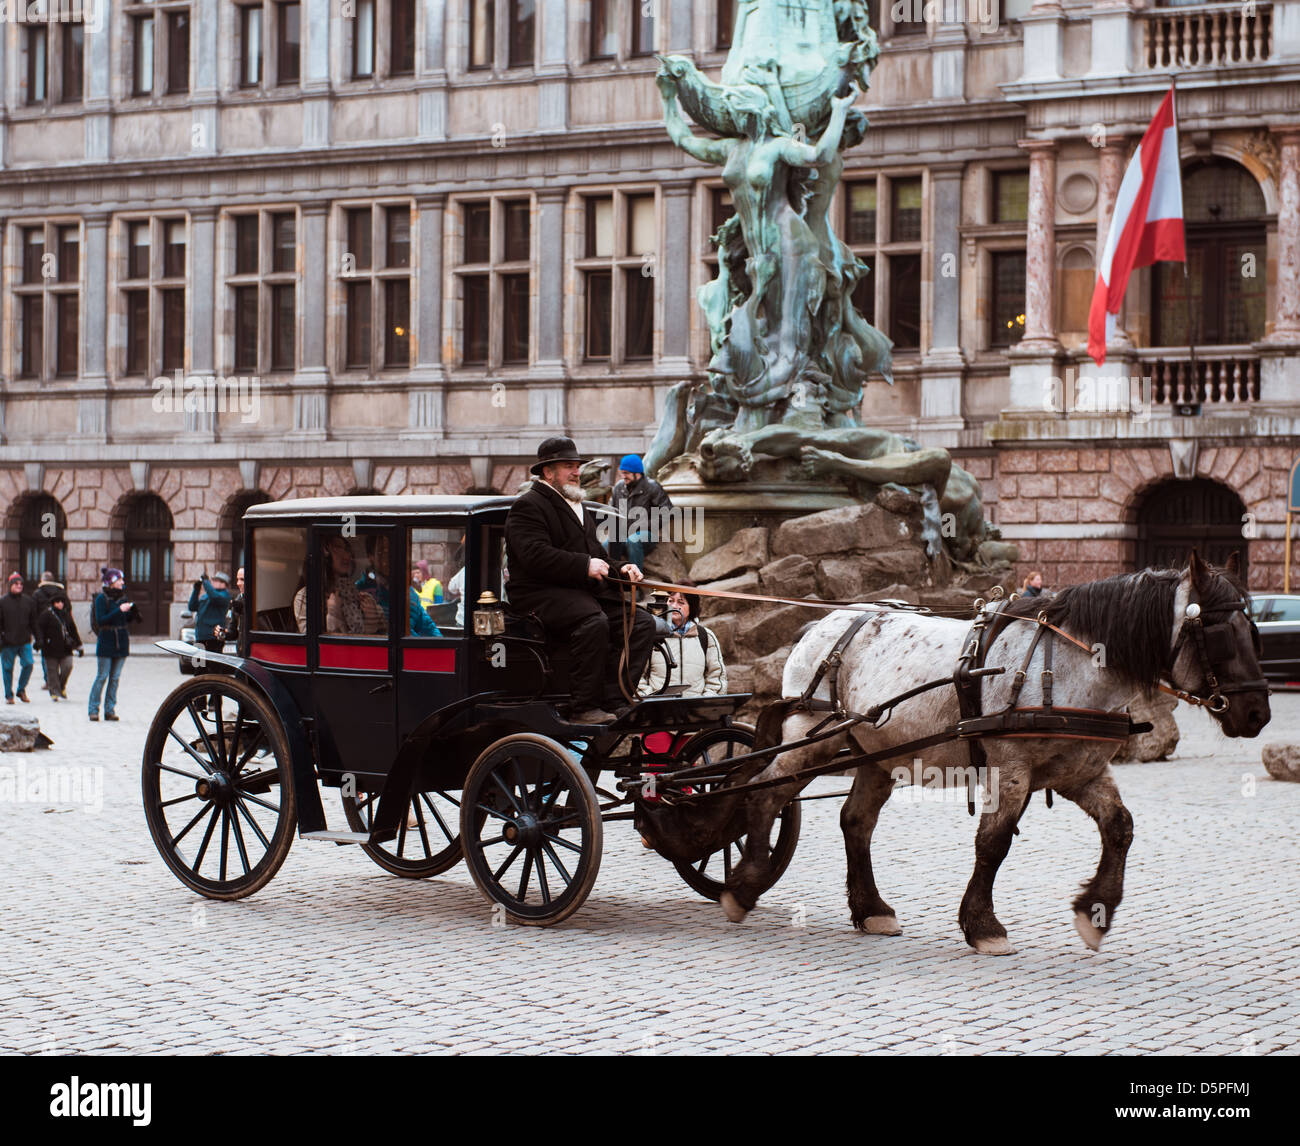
[639, 589, 727, 698]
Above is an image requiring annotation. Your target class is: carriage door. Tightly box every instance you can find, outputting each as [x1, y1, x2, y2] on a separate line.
[307, 524, 398, 789]
[124, 494, 174, 633]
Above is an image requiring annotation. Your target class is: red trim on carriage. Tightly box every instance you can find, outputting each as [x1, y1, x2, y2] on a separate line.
[402, 647, 457, 674]
[319, 643, 389, 671]
[249, 642, 307, 667]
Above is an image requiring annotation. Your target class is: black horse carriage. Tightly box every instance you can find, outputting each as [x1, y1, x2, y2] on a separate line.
[143, 496, 800, 925]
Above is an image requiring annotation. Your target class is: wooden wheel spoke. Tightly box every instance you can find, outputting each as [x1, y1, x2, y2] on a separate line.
[229, 803, 252, 876]
[187, 701, 222, 771]
[475, 802, 512, 823]
[160, 792, 201, 809]
[234, 725, 267, 771]
[491, 771, 524, 813]
[154, 759, 208, 783]
[165, 728, 215, 775]
[492, 844, 523, 882]
[236, 790, 280, 815]
[418, 793, 455, 844]
[540, 831, 583, 854]
[533, 849, 552, 904]
[213, 695, 229, 770]
[517, 850, 534, 902]
[192, 805, 222, 870]
[171, 802, 215, 849]
[408, 799, 432, 858]
[219, 808, 230, 882]
[233, 797, 272, 851]
[540, 839, 573, 886]
[234, 768, 278, 791]
[228, 709, 245, 774]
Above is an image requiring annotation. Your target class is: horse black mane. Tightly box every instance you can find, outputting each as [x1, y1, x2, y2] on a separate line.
[1003, 564, 1250, 695]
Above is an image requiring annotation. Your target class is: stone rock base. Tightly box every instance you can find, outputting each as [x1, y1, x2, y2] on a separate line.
[1262, 743, 1300, 782]
[0, 715, 54, 751]
[1111, 692, 1180, 763]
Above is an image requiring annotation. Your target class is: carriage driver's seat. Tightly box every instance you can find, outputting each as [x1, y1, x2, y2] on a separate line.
[501, 606, 574, 696]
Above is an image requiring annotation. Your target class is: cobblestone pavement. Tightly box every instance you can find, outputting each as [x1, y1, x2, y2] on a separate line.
[2, 654, 1298, 1055]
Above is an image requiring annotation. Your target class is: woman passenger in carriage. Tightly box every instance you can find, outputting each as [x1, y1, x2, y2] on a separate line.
[293, 531, 386, 635]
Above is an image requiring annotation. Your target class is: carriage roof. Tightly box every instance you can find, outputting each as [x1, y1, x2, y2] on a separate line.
[243, 494, 517, 521]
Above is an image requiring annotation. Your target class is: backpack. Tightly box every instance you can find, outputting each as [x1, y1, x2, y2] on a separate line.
[90, 593, 101, 635]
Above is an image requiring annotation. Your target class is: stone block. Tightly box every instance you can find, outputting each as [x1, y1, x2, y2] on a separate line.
[1057, 473, 1099, 498]
[759, 554, 818, 599]
[999, 451, 1040, 473]
[1038, 449, 1079, 473]
[1017, 473, 1058, 498]
[1263, 743, 1300, 783]
[1111, 691, 1179, 763]
[863, 582, 920, 605]
[643, 540, 690, 586]
[705, 613, 741, 658]
[859, 547, 926, 585]
[753, 647, 792, 696]
[919, 587, 982, 611]
[725, 663, 754, 696]
[0, 715, 52, 751]
[743, 605, 814, 657]
[688, 527, 770, 582]
[697, 570, 760, 618]
[817, 557, 866, 601]
[771, 504, 910, 559]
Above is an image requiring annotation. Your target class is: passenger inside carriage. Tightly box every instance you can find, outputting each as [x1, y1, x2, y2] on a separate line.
[292, 530, 386, 635]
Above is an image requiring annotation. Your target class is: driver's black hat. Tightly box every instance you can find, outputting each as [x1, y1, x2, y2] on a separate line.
[530, 436, 589, 476]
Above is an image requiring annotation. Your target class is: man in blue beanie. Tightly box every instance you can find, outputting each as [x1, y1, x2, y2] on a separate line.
[609, 454, 673, 573]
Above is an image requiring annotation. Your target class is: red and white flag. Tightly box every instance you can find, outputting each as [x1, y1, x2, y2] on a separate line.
[1088, 87, 1185, 365]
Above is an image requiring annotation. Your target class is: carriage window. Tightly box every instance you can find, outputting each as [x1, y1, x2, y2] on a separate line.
[306, 529, 391, 636]
[408, 527, 463, 634]
[251, 526, 307, 633]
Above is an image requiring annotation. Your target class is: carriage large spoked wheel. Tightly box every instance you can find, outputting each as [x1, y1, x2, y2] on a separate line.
[461, 733, 603, 926]
[142, 676, 297, 900]
[341, 788, 468, 878]
[670, 725, 802, 902]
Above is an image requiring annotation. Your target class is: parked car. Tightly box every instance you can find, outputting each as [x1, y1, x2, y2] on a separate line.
[1249, 594, 1300, 688]
[176, 612, 236, 675]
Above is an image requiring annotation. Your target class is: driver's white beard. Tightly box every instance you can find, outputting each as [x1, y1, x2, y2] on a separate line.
[561, 483, 584, 502]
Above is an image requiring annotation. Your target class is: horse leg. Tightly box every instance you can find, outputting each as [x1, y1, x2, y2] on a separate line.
[1057, 770, 1134, 951]
[842, 764, 900, 934]
[958, 768, 1029, 956]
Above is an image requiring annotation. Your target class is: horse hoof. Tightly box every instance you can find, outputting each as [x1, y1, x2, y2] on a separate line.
[720, 892, 749, 924]
[973, 936, 1016, 956]
[1074, 911, 1104, 951]
[863, 915, 902, 936]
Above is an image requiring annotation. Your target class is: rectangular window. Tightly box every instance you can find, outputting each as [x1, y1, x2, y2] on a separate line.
[162, 289, 186, 371]
[716, 0, 734, 49]
[385, 207, 411, 268]
[891, 178, 923, 242]
[469, 0, 495, 70]
[990, 250, 1026, 347]
[278, 2, 302, 85]
[626, 195, 655, 258]
[464, 203, 491, 263]
[347, 208, 373, 270]
[234, 285, 259, 370]
[235, 215, 259, 275]
[851, 255, 875, 325]
[509, 0, 535, 68]
[385, 279, 411, 365]
[625, 269, 654, 359]
[711, 189, 734, 234]
[62, 24, 85, 103]
[126, 291, 150, 374]
[134, 15, 155, 95]
[20, 296, 44, 378]
[271, 283, 296, 370]
[994, 171, 1029, 224]
[590, 0, 616, 59]
[585, 271, 612, 359]
[167, 11, 190, 93]
[164, 220, 186, 278]
[587, 197, 613, 258]
[847, 182, 877, 245]
[889, 253, 921, 350]
[58, 227, 80, 283]
[462, 274, 490, 363]
[502, 200, 530, 262]
[272, 213, 296, 273]
[27, 27, 47, 104]
[632, 5, 656, 56]
[128, 222, 151, 280]
[241, 5, 263, 86]
[501, 274, 530, 363]
[56, 295, 79, 377]
[22, 228, 45, 285]
[353, 0, 376, 78]
[346, 281, 372, 368]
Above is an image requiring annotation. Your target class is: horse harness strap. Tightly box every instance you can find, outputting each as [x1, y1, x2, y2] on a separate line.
[799, 612, 874, 717]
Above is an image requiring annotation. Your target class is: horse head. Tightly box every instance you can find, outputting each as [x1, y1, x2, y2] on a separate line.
[1170, 550, 1271, 738]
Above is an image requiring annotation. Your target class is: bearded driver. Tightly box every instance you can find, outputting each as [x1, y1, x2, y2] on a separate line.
[506, 437, 657, 724]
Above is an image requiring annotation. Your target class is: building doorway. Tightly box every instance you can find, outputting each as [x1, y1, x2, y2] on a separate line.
[124, 494, 175, 633]
[1134, 478, 1248, 579]
[18, 494, 67, 585]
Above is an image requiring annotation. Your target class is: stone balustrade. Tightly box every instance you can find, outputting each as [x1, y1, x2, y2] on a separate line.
[1143, 4, 1273, 69]
[1137, 349, 1262, 408]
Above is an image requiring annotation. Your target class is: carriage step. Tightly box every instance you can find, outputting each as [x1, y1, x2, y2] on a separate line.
[301, 830, 371, 845]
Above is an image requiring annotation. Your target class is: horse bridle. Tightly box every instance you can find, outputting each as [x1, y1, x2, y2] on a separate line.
[1170, 594, 1267, 714]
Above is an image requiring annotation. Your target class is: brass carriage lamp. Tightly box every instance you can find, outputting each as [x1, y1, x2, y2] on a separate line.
[648, 590, 670, 618]
[473, 591, 506, 637]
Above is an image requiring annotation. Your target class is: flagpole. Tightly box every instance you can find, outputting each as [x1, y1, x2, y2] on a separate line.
[1171, 75, 1198, 406]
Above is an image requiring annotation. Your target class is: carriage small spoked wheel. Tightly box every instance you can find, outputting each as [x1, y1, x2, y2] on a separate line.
[341, 788, 468, 878]
[460, 733, 603, 926]
[670, 725, 802, 902]
[142, 677, 297, 900]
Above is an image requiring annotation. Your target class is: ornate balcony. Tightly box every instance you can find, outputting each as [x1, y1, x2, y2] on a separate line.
[1136, 348, 1261, 410]
[1143, 4, 1273, 69]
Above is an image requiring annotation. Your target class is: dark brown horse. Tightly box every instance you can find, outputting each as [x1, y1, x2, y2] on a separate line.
[719, 553, 1270, 954]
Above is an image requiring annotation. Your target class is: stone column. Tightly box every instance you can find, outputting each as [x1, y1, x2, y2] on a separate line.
[658, 180, 694, 375]
[76, 213, 110, 441]
[189, 207, 217, 376]
[190, 0, 218, 155]
[1088, 0, 1135, 78]
[536, 0, 569, 132]
[1019, 139, 1059, 351]
[1261, 128, 1300, 402]
[293, 201, 330, 438]
[419, 0, 448, 139]
[919, 163, 965, 445]
[1096, 139, 1132, 348]
[529, 188, 568, 429]
[1018, 2, 1065, 83]
[668, 0, 694, 52]
[83, 12, 112, 159]
[404, 194, 447, 438]
[303, 0, 331, 147]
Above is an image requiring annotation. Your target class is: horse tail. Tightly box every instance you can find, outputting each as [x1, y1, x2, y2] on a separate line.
[756, 698, 801, 752]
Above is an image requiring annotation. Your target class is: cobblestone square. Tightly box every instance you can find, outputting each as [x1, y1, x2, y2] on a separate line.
[2, 653, 1298, 1055]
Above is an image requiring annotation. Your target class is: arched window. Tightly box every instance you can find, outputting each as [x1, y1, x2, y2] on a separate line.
[1153, 159, 1267, 346]
[123, 494, 175, 633]
[19, 495, 67, 584]
[222, 490, 272, 575]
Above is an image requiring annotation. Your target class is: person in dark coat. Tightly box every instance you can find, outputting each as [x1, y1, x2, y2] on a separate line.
[36, 597, 83, 701]
[89, 567, 141, 722]
[608, 454, 673, 571]
[187, 571, 232, 652]
[505, 437, 656, 724]
[218, 567, 245, 648]
[32, 571, 70, 692]
[0, 572, 38, 704]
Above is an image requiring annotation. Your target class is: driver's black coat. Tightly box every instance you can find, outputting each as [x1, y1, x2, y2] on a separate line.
[505, 480, 617, 603]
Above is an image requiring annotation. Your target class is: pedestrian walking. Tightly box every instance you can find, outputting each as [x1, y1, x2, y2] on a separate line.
[32, 571, 69, 692]
[187, 571, 232, 653]
[1022, 571, 1046, 597]
[89, 567, 141, 723]
[0, 572, 38, 704]
[36, 597, 83, 701]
